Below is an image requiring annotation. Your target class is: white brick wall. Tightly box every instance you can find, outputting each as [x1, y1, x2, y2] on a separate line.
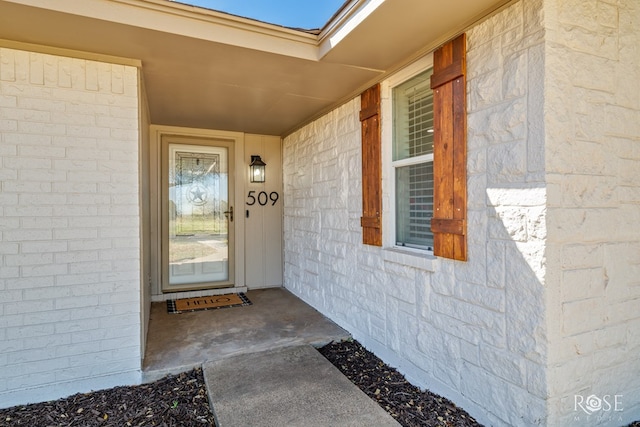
[0, 48, 141, 408]
[283, 2, 548, 425]
[544, 0, 640, 425]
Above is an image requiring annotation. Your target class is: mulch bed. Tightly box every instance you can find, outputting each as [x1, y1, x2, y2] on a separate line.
[320, 340, 640, 427]
[2, 340, 638, 427]
[0, 369, 214, 426]
[319, 339, 482, 427]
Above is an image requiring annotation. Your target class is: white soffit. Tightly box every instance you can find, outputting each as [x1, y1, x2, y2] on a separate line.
[320, 0, 514, 70]
[0, 0, 508, 135]
[1, 0, 320, 60]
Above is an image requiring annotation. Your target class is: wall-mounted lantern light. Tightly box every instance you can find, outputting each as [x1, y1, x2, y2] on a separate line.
[250, 155, 266, 183]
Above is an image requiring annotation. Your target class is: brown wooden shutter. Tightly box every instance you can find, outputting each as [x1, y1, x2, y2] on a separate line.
[360, 84, 382, 246]
[430, 34, 467, 261]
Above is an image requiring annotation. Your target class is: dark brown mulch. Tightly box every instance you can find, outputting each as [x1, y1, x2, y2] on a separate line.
[319, 339, 483, 427]
[320, 340, 640, 427]
[0, 368, 214, 426]
[2, 342, 637, 427]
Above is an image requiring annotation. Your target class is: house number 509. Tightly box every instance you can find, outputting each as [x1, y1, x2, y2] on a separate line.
[246, 191, 279, 206]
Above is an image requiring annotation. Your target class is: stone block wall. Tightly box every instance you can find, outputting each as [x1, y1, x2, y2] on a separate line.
[544, 0, 640, 425]
[0, 48, 141, 408]
[283, 2, 549, 425]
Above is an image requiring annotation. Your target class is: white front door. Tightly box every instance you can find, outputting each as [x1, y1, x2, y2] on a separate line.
[161, 136, 235, 291]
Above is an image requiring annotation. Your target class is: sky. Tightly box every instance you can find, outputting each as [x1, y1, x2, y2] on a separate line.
[171, 0, 347, 29]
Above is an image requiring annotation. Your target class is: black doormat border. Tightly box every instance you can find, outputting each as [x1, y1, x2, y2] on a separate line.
[167, 293, 252, 314]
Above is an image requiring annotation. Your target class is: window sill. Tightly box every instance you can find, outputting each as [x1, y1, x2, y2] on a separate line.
[383, 247, 438, 272]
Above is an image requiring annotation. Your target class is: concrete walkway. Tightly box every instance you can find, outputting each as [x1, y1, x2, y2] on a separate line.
[143, 288, 399, 425]
[204, 345, 400, 427]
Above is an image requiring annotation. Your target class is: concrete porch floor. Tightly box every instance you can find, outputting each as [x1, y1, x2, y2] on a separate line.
[142, 287, 351, 382]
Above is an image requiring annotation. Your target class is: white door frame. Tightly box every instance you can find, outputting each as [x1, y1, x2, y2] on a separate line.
[149, 125, 246, 298]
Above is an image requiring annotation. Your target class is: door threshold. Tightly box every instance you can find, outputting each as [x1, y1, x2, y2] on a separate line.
[151, 286, 248, 302]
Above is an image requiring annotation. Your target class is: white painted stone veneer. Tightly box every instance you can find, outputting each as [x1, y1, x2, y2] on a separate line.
[544, 0, 640, 425]
[284, 1, 547, 424]
[0, 48, 141, 408]
[283, 0, 640, 425]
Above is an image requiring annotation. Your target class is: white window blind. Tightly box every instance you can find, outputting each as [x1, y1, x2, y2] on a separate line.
[392, 69, 434, 250]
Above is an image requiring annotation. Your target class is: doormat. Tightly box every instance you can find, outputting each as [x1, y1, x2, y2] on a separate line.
[167, 293, 252, 314]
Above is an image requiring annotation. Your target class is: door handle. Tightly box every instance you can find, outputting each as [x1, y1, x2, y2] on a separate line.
[224, 206, 233, 222]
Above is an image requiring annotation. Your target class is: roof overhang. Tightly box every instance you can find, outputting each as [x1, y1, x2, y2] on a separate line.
[0, 0, 511, 136]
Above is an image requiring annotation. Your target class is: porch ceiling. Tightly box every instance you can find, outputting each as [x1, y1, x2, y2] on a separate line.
[0, 0, 508, 136]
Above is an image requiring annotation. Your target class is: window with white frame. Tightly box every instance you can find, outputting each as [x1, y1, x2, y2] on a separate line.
[392, 68, 434, 251]
[372, 35, 466, 259]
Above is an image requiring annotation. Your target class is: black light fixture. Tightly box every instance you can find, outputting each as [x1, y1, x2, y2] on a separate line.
[249, 155, 266, 183]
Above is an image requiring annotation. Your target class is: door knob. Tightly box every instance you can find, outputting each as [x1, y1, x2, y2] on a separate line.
[223, 206, 233, 222]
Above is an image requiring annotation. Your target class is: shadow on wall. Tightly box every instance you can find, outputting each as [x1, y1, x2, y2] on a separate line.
[484, 184, 638, 426]
[419, 184, 549, 426]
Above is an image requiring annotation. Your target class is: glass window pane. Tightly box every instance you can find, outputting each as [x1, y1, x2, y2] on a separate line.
[393, 68, 434, 161]
[168, 144, 229, 286]
[396, 161, 434, 249]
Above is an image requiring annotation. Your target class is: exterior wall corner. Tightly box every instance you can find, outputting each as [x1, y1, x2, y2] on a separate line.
[0, 47, 143, 408]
